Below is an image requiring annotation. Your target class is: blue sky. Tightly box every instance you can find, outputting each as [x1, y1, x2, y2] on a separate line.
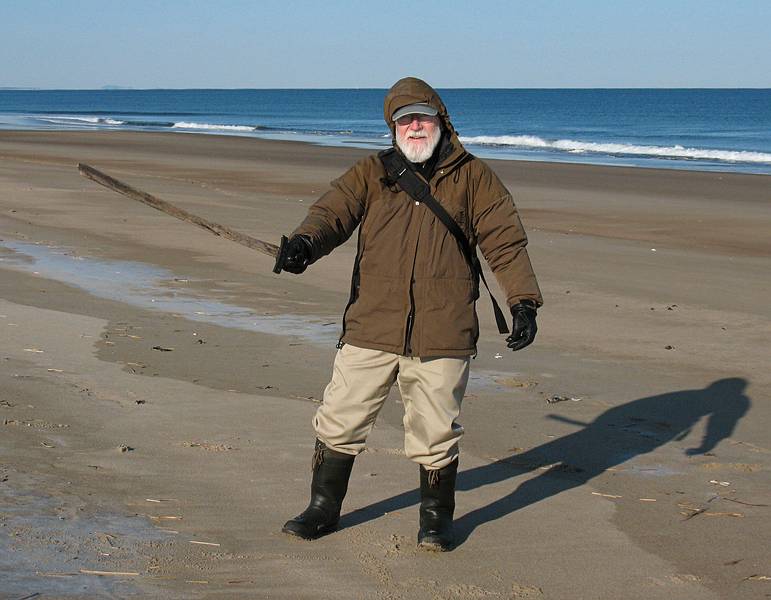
[2, 0, 769, 88]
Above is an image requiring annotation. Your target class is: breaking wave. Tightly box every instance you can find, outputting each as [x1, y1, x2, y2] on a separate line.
[458, 135, 771, 164]
[39, 116, 126, 126]
[15, 113, 771, 170]
[171, 121, 261, 132]
[32, 116, 268, 132]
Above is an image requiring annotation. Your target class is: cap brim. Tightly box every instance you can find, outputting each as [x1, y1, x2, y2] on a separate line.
[392, 103, 438, 121]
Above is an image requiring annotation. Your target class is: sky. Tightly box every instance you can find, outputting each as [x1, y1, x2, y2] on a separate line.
[2, 0, 770, 89]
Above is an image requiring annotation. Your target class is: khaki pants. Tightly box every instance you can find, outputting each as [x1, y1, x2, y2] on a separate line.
[313, 344, 470, 470]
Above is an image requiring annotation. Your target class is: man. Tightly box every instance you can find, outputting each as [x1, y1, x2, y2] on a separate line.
[278, 77, 542, 551]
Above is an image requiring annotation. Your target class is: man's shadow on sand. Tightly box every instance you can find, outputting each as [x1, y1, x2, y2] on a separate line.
[340, 377, 750, 547]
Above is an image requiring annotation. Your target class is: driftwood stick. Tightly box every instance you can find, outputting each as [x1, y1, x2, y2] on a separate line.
[79, 569, 140, 576]
[78, 163, 279, 258]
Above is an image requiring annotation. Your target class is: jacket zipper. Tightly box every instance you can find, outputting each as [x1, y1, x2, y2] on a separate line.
[399, 156, 467, 356]
[404, 203, 424, 355]
[404, 283, 415, 355]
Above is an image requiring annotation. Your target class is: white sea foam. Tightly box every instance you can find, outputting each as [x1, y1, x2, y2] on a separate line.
[39, 116, 126, 126]
[459, 135, 771, 164]
[172, 121, 256, 132]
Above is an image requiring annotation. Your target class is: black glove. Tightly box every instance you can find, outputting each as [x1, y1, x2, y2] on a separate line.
[282, 235, 314, 274]
[506, 299, 538, 351]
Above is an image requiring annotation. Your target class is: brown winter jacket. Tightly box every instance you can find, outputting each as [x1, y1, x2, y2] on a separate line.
[293, 77, 542, 357]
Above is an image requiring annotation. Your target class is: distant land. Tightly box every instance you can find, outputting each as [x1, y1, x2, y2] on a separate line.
[0, 86, 135, 91]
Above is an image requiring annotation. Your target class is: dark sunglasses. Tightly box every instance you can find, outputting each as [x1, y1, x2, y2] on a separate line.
[395, 113, 438, 126]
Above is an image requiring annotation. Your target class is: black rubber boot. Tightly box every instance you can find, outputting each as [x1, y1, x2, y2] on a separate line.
[282, 439, 355, 540]
[417, 459, 458, 551]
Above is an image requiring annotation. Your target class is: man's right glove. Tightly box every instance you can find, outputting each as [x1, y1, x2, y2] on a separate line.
[282, 235, 314, 274]
[506, 299, 538, 351]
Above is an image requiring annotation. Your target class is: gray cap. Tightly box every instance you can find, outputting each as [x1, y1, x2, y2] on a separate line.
[391, 102, 438, 122]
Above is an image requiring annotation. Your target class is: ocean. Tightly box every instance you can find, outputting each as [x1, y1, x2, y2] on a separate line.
[1, 88, 770, 175]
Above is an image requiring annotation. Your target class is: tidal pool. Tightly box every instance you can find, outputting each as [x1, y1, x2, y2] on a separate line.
[0, 240, 339, 344]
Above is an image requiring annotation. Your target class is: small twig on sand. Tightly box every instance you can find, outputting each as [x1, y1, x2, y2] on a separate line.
[681, 507, 707, 521]
[189, 540, 220, 547]
[95, 532, 118, 548]
[722, 497, 769, 507]
[703, 511, 744, 518]
[591, 491, 622, 499]
[79, 569, 140, 576]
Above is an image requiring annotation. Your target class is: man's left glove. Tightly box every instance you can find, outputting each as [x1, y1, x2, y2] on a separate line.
[282, 235, 315, 274]
[506, 299, 538, 351]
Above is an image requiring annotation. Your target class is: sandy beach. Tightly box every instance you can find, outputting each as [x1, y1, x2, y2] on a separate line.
[1, 130, 769, 599]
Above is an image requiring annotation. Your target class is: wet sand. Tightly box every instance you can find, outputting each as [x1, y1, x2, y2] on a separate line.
[1, 130, 770, 599]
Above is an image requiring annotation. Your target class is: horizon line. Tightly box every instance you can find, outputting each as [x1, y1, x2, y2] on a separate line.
[2, 86, 770, 92]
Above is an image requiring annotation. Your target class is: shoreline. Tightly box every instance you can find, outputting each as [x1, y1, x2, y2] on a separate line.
[3, 129, 768, 260]
[1, 127, 769, 182]
[1, 129, 769, 598]
[2, 123, 771, 177]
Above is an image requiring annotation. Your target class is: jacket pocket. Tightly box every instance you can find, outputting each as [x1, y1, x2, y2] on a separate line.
[343, 273, 407, 350]
[418, 278, 477, 353]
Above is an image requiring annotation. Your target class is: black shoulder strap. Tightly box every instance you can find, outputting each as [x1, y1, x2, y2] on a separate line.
[379, 149, 509, 334]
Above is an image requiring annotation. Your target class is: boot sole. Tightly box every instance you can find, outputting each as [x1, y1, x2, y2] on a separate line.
[281, 522, 338, 540]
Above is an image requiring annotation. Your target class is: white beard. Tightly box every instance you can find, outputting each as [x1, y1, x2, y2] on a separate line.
[395, 125, 442, 163]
